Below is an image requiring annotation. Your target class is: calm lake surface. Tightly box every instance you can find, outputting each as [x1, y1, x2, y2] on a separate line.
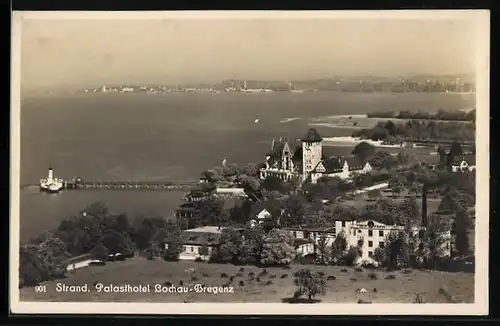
[18, 92, 475, 241]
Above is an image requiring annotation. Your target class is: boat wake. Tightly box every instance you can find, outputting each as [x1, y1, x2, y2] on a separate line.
[280, 117, 300, 123]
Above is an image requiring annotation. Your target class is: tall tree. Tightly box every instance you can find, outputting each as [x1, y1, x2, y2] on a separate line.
[293, 269, 327, 301]
[260, 229, 296, 266]
[316, 235, 329, 265]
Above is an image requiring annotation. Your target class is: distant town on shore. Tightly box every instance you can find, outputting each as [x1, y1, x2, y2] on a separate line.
[80, 75, 476, 95]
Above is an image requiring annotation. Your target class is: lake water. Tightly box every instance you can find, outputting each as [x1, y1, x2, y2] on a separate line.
[18, 92, 475, 241]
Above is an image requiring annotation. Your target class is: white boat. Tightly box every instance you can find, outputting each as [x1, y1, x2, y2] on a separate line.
[39, 166, 64, 193]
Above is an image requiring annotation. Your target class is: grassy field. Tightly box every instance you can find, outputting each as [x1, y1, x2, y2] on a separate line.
[20, 258, 474, 303]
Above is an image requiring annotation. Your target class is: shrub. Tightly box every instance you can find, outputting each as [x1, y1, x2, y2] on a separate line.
[318, 271, 325, 276]
[179, 280, 184, 286]
[191, 276, 198, 281]
[355, 267, 363, 272]
[239, 267, 245, 272]
[340, 268, 348, 273]
[194, 257, 204, 263]
[163, 281, 172, 286]
[235, 272, 243, 277]
[327, 275, 336, 280]
[202, 273, 210, 277]
[373, 288, 378, 292]
[403, 269, 412, 274]
[385, 274, 396, 280]
[350, 277, 357, 281]
[221, 273, 228, 278]
[229, 276, 235, 282]
[256, 277, 261, 282]
[280, 274, 288, 279]
[266, 280, 273, 285]
[293, 271, 299, 277]
[414, 293, 425, 303]
[270, 273, 277, 279]
[368, 272, 378, 280]
[239, 280, 245, 286]
[248, 272, 255, 276]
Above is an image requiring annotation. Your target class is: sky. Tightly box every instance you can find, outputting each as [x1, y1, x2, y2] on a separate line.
[17, 13, 482, 90]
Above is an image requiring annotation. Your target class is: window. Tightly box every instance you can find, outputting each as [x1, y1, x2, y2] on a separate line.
[341, 221, 346, 227]
[368, 241, 373, 247]
[358, 230, 362, 233]
[368, 251, 373, 258]
[293, 231, 297, 238]
[379, 241, 385, 248]
[183, 246, 186, 252]
[190, 246, 194, 253]
[304, 232, 310, 239]
[379, 230, 384, 237]
[368, 230, 373, 237]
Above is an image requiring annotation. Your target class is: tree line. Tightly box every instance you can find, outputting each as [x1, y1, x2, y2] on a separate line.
[367, 109, 475, 122]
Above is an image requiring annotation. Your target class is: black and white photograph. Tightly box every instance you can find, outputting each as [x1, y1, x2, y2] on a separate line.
[10, 10, 489, 315]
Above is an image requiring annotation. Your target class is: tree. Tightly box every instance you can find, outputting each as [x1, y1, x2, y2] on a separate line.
[210, 227, 243, 264]
[397, 197, 421, 228]
[100, 229, 136, 254]
[199, 241, 210, 257]
[453, 210, 471, 257]
[389, 176, 404, 198]
[19, 244, 49, 287]
[316, 235, 329, 265]
[262, 176, 285, 193]
[330, 231, 348, 264]
[281, 195, 306, 227]
[90, 242, 109, 261]
[238, 224, 265, 264]
[422, 216, 450, 270]
[352, 141, 376, 162]
[381, 230, 409, 269]
[367, 189, 381, 200]
[293, 269, 327, 301]
[163, 221, 184, 261]
[439, 188, 468, 213]
[260, 229, 296, 266]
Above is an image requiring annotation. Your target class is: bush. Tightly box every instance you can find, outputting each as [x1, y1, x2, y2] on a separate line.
[235, 272, 243, 277]
[350, 277, 357, 281]
[385, 274, 396, 280]
[239, 280, 245, 286]
[270, 273, 277, 279]
[163, 281, 172, 286]
[266, 280, 273, 285]
[368, 272, 378, 280]
[239, 267, 245, 272]
[229, 276, 235, 282]
[414, 293, 425, 303]
[280, 274, 288, 279]
[248, 272, 255, 276]
[202, 273, 209, 277]
[340, 268, 348, 273]
[194, 257, 204, 263]
[373, 288, 378, 292]
[355, 267, 363, 272]
[403, 269, 412, 274]
[327, 275, 336, 280]
[179, 280, 184, 286]
[191, 276, 198, 281]
[221, 273, 228, 278]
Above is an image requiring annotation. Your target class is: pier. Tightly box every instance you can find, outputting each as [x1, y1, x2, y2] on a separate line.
[63, 180, 199, 191]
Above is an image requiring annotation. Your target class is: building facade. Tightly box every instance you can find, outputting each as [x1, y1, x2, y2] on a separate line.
[259, 128, 372, 184]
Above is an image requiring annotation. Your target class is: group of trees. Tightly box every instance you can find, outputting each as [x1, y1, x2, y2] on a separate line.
[19, 202, 185, 288]
[209, 226, 297, 267]
[367, 109, 476, 122]
[352, 119, 475, 142]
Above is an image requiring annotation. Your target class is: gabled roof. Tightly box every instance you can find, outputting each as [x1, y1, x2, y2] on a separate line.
[451, 154, 476, 166]
[312, 156, 368, 174]
[301, 128, 323, 142]
[180, 231, 221, 246]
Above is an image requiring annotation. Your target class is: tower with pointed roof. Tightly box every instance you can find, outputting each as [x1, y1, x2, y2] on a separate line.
[301, 128, 323, 181]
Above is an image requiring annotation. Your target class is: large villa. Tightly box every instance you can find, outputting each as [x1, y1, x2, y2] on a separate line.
[259, 128, 372, 184]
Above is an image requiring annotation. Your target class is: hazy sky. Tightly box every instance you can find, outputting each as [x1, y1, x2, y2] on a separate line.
[18, 14, 480, 90]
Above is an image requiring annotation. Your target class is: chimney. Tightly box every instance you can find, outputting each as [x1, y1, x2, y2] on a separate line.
[421, 183, 428, 226]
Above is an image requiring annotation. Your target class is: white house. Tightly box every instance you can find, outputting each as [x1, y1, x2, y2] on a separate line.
[166, 226, 226, 260]
[451, 154, 476, 172]
[310, 157, 372, 183]
[214, 187, 248, 198]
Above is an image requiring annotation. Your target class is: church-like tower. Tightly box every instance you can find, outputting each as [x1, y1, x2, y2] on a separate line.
[301, 128, 323, 181]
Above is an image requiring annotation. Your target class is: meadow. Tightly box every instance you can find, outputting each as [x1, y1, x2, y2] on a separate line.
[20, 258, 474, 303]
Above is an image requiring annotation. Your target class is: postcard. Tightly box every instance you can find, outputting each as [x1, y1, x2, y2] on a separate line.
[10, 10, 490, 315]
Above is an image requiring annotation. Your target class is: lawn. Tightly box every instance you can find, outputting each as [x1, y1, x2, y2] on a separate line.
[20, 258, 474, 303]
